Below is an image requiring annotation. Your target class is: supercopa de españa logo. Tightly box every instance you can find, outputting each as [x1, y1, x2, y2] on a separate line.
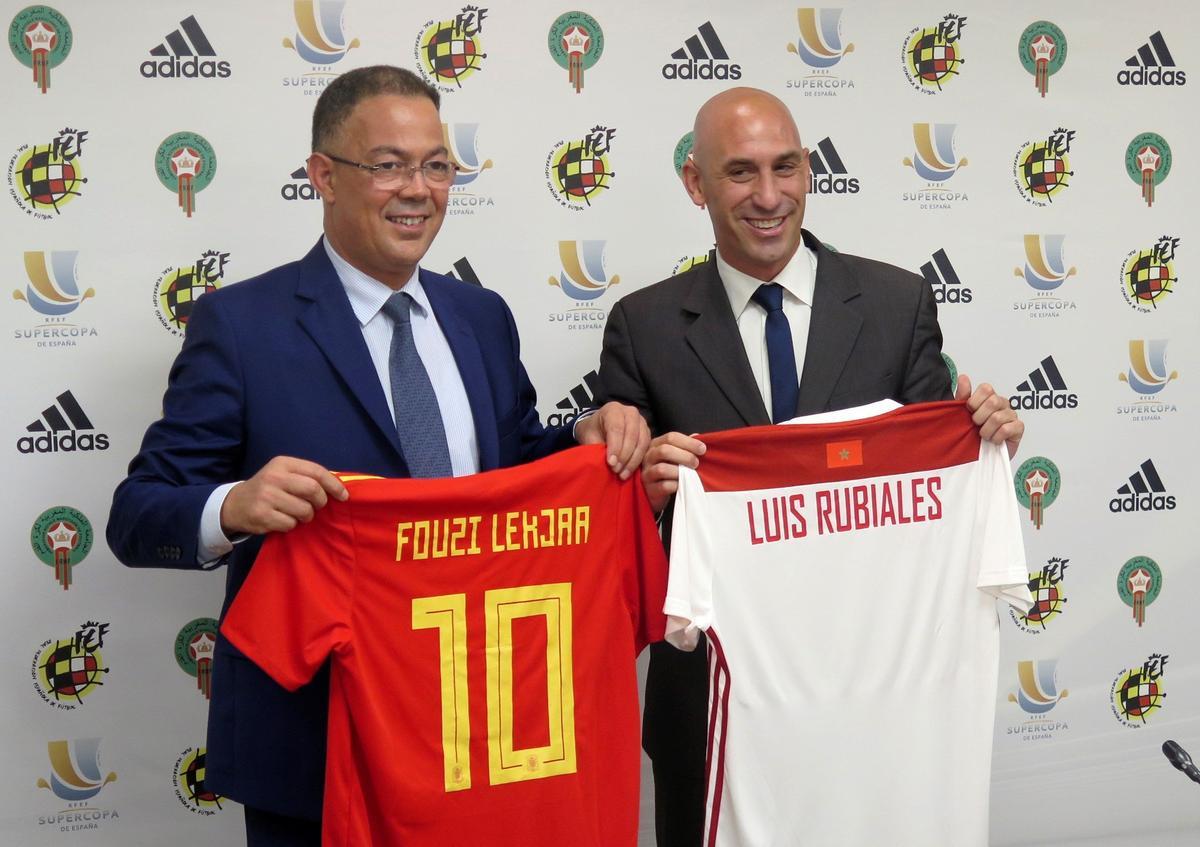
[175, 618, 218, 700]
[36, 738, 120, 832]
[1111, 653, 1167, 727]
[1014, 456, 1059, 530]
[1118, 555, 1162, 628]
[548, 11, 603, 94]
[1013, 234, 1077, 318]
[9, 5, 71, 93]
[785, 8, 855, 97]
[282, 0, 360, 95]
[444, 122, 494, 217]
[414, 6, 488, 94]
[13, 250, 100, 347]
[31, 505, 92, 590]
[1006, 659, 1069, 742]
[546, 240, 617, 331]
[1125, 132, 1171, 208]
[153, 250, 228, 337]
[900, 13, 966, 94]
[1121, 235, 1177, 312]
[1009, 557, 1068, 634]
[31, 621, 110, 710]
[173, 747, 224, 814]
[1118, 340, 1178, 421]
[7, 126, 87, 218]
[1012, 127, 1075, 207]
[154, 131, 216, 218]
[1019, 21, 1067, 98]
[545, 125, 616, 210]
[901, 123, 967, 209]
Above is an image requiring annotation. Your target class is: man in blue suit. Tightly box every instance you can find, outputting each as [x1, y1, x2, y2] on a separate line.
[106, 65, 648, 846]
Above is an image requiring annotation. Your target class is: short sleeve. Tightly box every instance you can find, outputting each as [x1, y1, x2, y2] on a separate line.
[663, 465, 713, 651]
[971, 440, 1033, 610]
[221, 501, 355, 690]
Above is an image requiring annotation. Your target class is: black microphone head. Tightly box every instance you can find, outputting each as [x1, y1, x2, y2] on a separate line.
[1162, 739, 1193, 772]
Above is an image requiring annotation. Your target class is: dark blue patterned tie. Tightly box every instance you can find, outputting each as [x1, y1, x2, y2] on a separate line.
[750, 283, 800, 424]
[381, 291, 453, 478]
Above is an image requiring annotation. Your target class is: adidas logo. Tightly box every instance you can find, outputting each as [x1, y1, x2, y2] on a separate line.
[447, 257, 482, 288]
[547, 371, 599, 427]
[1110, 459, 1175, 512]
[140, 15, 231, 79]
[1117, 31, 1185, 86]
[281, 165, 320, 201]
[1011, 356, 1077, 410]
[662, 22, 742, 81]
[920, 248, 972, 304]
[17, 391, 110, 454]
[807, 138, 860, 195]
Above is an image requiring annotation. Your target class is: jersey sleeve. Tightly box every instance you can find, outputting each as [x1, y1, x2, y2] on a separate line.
[663, 465, 714, 651]
[621, 473, 669, 653]
[220, 500, 356, 690]
[971, 440, 1033, 610]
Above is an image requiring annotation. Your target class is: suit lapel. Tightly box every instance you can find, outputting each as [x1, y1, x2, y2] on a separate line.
[294, 241, 406, 460]
[797, 233, 863, 414]
[683, 257, 771, 426]
[421, 270, 499, 471]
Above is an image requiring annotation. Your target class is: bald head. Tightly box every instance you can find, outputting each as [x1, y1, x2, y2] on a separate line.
[690, 88, 802, 168]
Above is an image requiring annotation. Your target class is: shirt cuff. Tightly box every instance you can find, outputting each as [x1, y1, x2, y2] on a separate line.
[198, 481, 243, 568]
[571, 408, 599, 442]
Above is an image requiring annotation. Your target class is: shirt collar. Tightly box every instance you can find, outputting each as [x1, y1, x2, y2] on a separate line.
[716, 242, 817, 318]
[322, 236, 430, 327]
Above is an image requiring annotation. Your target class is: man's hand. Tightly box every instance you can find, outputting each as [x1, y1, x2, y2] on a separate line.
[641, 432, 707, 514]
[956, 375, 1024, 459]
[574, 401, 651, 480]
[220, 456, 348, 536]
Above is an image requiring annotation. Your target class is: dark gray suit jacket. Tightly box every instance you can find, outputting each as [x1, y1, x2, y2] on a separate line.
[598, 230, 951, 769]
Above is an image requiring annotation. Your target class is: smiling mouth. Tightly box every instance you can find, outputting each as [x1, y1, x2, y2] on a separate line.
[747, 216, 784, 230]
[387, 214, 426, 226]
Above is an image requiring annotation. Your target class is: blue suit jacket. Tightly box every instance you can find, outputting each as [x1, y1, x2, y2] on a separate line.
[106, 240, 574, 817]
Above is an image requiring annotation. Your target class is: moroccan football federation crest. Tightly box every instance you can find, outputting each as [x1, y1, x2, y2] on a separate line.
[941, 353, 957, 395]
[901, 13, 966, 94]
[175, 618, 218, 699]
[1014, 456, 1059, 530]
[415, 6, 488, 94]
[1117, 556, 1162, 628]
[1019, 21, 1067, 97]
[1111, 653, 1167, 727]
[1012, 127, 1075, 206]
[173, 747, 224, 814]
[548, 12, 603, 93]
[283, 0, 360, 65]
[7, 126, 87, 217]
[1125, 132, 1171, 207]
[544, 125, 616, 210]
[153, 250, 229, 337]
[31, 621, 110, 709]
[154, 131, 216, 218]
[9, 5, 71, 93]
[1011, 557, 1068, 633]
[548, 240, 619, 302]
[1121, 236, 1177, 312]
[672, 131, 694, 178]
[30, 505, 92, 589]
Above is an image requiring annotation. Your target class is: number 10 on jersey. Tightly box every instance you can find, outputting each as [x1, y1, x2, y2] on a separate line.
[411, 583, 577, 792]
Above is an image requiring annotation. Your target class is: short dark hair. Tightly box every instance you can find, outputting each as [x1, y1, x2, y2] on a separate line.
[311, 65, 440, 152]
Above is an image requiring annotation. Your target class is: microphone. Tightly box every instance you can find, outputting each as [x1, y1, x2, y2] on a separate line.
[1162, 740, 1200, 785]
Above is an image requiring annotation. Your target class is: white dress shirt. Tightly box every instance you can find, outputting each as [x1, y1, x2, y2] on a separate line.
[715, 245, 818, 421]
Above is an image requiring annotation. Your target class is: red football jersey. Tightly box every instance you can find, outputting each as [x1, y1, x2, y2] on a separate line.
[221, 445, 667, 846]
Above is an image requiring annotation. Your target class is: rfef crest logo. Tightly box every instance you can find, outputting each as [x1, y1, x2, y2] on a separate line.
[1012, 127, 1075, 206]
[173, 747, 224, 814]
[548, 12, 603, 93]
[1125, 132, 1171, 207]
[1013, 234, 1077, 318]
[153, 250, 228, 337]
[7, 126, 87, 217]
[9, 5, 71, 93]
[1121, 236, 1177, 312]
[175, 618, 218, 700]
[1118, 556, 1162, 628]
[31, 621, 110, 710]
[1111, 653, 1167, 727]
[415, 6, 488, 94]
[544, 125, 616, 210]
[901, 13, 966, 94]
[786, 8, 854, 97]
[1005, 659, 1069, 743]
[1014, 456, 1059, 530]
[284, 0, 359, 65]
[154, 131, 216, 218]
[1010, 557, 1068, 633]
[30, 505, 92, 590]
[672, 252, 712, 276]
[548, 240, 619, 302]
[1019, 21, 1066, 97]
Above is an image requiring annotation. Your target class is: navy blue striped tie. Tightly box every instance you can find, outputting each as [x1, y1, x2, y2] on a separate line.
[750, 283, 800, 424]
[381, 291, 453, 478]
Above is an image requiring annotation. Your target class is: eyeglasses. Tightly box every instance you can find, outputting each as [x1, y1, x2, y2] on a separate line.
[324, 154, 458, 188]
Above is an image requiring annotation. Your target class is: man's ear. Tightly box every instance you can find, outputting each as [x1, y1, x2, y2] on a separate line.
[681, 156, 706, 209]
[306, 152, 335, 203]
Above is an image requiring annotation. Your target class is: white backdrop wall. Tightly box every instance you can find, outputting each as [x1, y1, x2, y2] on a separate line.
[2, 1, 1198, 845]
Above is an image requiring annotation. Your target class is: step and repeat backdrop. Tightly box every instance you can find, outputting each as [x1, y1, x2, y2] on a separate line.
[2, 1, 1197, 845]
